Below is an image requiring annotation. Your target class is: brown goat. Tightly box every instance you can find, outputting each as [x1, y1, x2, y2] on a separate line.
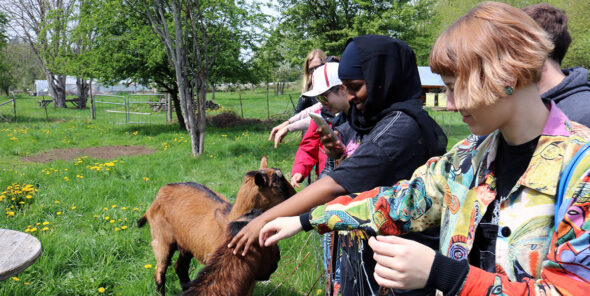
[181, 209, 280, 296]
[137, 157, 295, 295]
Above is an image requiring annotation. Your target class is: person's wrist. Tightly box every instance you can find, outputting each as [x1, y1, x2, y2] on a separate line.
[299, 212, 313, 231]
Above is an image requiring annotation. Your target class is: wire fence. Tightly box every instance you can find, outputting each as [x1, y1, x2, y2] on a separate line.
[0, 92, 17, 122]
[91, 93, 169, 124]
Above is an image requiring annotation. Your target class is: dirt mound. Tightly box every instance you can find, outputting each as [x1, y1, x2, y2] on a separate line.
[22, 145, 156, 163]
[207, 112, 262, 128]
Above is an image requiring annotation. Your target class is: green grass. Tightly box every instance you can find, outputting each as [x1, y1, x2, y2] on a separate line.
[0, 92, 469, 295]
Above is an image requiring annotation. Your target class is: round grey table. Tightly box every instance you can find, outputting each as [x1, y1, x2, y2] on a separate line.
[0, 229, 42, 281]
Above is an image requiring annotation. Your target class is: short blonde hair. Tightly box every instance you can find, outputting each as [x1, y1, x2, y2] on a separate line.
[429, 1, 553, 109]
[302, 49, 327, 92]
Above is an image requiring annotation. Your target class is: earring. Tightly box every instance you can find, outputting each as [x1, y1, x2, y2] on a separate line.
[505, 86, 514, 95]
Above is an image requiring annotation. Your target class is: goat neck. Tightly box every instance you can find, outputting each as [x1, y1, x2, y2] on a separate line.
[227, 177, 264, 221]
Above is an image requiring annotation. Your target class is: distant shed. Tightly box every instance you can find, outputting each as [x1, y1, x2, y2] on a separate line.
[418, 66, 446, 108]
[418, 66, 444, 89]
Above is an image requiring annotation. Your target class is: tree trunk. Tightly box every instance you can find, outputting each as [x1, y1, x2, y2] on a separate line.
[76, 77, 89, 109]
[45, 70, 66, 108]
[211, 83, 216, 101]
[170, 91, 186, 130]
[195, 78, 207, 153]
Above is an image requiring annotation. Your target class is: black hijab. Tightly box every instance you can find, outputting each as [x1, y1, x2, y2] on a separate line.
[344, 35, 447, 155]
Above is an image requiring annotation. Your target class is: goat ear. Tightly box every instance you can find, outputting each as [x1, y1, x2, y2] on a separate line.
[259, 156, 268, 169]
[214, 208, 229, 226]
[254, 172, 267, 187]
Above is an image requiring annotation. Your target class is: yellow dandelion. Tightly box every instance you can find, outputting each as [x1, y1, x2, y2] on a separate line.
[98, 287, 105, 293]
[56, 211, 62, 215]
[24, 282, 30, 285]
[42, 227, 49, 231]
[93, 215, 98, 218]
[121, 207, 127, 210]
[42, 221, 50, 225]
[109, 220, 115, 223]
[30, 227, 37, 232]
[133, 208, 139, 211]
[144, 264, 152, 269]
[105, 216, 110, 220]
[54, 200, 59, 204]
[121, 226, 127, 230]
[71, 206, 76, 210]
[114, 227, 121, 231]
[11, 277, 19, 281]
[104, 207, 108, 210]
[111, 205, 116, 208]
[26, 195, 32, 199]
[6, 211, 15, 216]
[143, 177, 149, 182]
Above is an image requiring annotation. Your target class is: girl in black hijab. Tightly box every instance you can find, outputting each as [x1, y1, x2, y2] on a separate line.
[230, 35, 446, 296]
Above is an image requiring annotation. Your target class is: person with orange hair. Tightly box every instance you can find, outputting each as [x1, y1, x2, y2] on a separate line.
[259, 2, 590, 295]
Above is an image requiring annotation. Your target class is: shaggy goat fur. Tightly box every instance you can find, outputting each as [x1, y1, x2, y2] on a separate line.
[181, 210, 280, 296]
[137, 157, 295, 296]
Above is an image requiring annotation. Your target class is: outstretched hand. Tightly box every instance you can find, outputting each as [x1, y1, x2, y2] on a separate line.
[290, 173, 303, 188]
[317, 127, 345, 158]
[269, 121, 290, 148]
[227, 215, 267, 256]
[368, 235, 435, 290]
[259, 216, 302, 247]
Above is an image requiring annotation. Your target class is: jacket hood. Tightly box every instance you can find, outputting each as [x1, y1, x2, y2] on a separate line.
[345, 35, 423, 133]
[343, 35, 447, 156]
[541, 67, 590, 102]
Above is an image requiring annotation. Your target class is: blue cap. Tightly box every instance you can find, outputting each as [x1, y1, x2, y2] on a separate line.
[338, 41, 363, 80]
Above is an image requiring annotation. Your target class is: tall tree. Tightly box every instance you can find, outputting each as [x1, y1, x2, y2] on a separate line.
[273, 0, 437, 65]
[139, 0, 261, 156]
[0, 12, 14, 95]
[2, 39, 44, 92]
[1, 0, 76, 107]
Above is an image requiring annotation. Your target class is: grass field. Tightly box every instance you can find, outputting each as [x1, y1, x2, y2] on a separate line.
[0, 90, 469, 295]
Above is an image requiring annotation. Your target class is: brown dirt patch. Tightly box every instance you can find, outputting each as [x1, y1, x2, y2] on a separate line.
[207, 112, 263, 128]
[22, 145, 156, 163]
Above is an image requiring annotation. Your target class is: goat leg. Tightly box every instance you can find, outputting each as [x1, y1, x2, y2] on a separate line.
[153, 241, 175, 296]
[175, 248, 193, 289]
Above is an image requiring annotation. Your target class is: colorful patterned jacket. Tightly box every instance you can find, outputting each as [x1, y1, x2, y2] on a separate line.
[307, 104, 590, 295]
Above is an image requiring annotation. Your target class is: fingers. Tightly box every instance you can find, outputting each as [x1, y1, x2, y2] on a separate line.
[260, 217, 302, 246]
[268, 128, 277, 141]
[290, 173, 302, 188]
[228, 232, 245, 255]
[374, 268, 404, 290]
[368, 236, 399, 257]
[241, 240, 253, 256]
[375, 235, 403, 244]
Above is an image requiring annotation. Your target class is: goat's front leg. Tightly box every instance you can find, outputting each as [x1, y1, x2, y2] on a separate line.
[175, 248, 193, 289]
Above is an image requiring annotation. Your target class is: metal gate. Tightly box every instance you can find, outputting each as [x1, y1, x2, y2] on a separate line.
[91, 94, 170, 124]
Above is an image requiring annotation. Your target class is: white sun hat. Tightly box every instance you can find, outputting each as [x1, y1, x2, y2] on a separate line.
[302, 62, 342, 97]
